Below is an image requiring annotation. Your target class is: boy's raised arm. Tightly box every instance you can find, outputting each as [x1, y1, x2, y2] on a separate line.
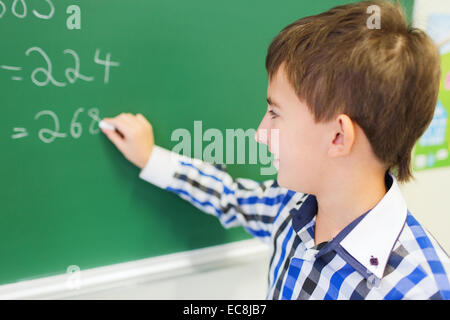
[139, 144, 291, 243]
[100, 113, 292, 243]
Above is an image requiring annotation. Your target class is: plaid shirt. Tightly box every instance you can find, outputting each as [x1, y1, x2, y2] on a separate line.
[139, 145, 450, 300]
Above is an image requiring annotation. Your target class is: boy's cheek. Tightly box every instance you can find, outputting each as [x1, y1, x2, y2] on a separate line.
[277, 151, 318, 192]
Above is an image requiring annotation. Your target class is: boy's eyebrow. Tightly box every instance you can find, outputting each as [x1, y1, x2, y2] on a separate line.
[266, 96, 282, 109]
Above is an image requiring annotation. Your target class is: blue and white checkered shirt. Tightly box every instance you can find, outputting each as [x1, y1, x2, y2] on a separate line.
[139, 145, 450, 300]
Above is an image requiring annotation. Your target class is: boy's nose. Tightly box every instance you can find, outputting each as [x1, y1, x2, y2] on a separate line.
[255, 115, 271, 145]
[255, 128, 269, 145]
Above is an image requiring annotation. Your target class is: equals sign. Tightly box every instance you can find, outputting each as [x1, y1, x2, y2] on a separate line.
[1, 65, 23, 81]
[11, 128, 28, 139]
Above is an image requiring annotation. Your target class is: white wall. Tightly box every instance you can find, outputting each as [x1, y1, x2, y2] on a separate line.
[0, 239, 271, 300]
[64, 254, 270, 300]
[62, 240, 270, 300]
[400, 169, 450, 253]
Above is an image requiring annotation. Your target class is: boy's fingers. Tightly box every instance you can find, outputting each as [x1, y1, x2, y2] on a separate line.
[136, 113, 151, 127]
[102, 127, 126, 151]
[115, 113, 142, 133]
[102, 117, 131, 137]
[118, 113, 136, 127]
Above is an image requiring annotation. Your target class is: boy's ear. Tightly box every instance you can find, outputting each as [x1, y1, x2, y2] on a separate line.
[328, 114, 355, 158]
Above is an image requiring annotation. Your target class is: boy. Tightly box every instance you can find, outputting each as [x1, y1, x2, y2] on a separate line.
[101, 0, 450, 299]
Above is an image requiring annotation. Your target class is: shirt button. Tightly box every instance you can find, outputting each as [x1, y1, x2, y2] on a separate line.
[370, 255, 379, 266]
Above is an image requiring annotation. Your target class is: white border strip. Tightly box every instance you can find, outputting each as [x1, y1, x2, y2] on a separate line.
[0, 239, 269, 300]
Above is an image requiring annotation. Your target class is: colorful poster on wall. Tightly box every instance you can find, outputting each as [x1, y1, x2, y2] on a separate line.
[413, 14, 450, 171]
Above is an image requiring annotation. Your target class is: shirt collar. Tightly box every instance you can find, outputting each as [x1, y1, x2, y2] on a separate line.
[289, 172, 408, 280]
[339, 172, 408, 279]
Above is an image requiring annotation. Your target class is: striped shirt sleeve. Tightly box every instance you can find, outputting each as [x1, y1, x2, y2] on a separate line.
[139, 145, 290, 243]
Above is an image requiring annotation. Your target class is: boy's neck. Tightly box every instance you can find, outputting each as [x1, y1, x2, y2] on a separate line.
[313, 169, 388, 246]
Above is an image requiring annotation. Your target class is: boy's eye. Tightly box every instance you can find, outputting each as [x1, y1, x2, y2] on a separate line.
[268, 110, 278, 119]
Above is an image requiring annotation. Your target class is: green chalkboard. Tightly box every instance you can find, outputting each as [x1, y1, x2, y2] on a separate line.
[0, 0, 414, 286]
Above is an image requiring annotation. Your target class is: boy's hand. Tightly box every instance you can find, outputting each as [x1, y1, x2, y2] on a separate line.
[101, 113, 154, 169]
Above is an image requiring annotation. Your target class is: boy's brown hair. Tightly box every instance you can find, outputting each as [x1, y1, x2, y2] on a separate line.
[265, 0, 441, 183]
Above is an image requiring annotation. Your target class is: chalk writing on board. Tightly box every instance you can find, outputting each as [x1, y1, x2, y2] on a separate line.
[0, 65, 22, 81]
[11, 107, 102, 143]
[11, 127, 28, 139]
[0, 0, 54, 20]
[64, 49, 94, 83]
[94, 49, 120, 84]
[1, 47, 119, 86]
[26, 46, 66, 87]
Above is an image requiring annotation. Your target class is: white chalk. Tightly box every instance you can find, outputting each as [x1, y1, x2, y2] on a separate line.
[99, 120, 116, 131]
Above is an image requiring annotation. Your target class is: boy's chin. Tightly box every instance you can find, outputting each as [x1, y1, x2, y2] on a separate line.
[277, 173, 309, 194]
[276, 173, 288, 189]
